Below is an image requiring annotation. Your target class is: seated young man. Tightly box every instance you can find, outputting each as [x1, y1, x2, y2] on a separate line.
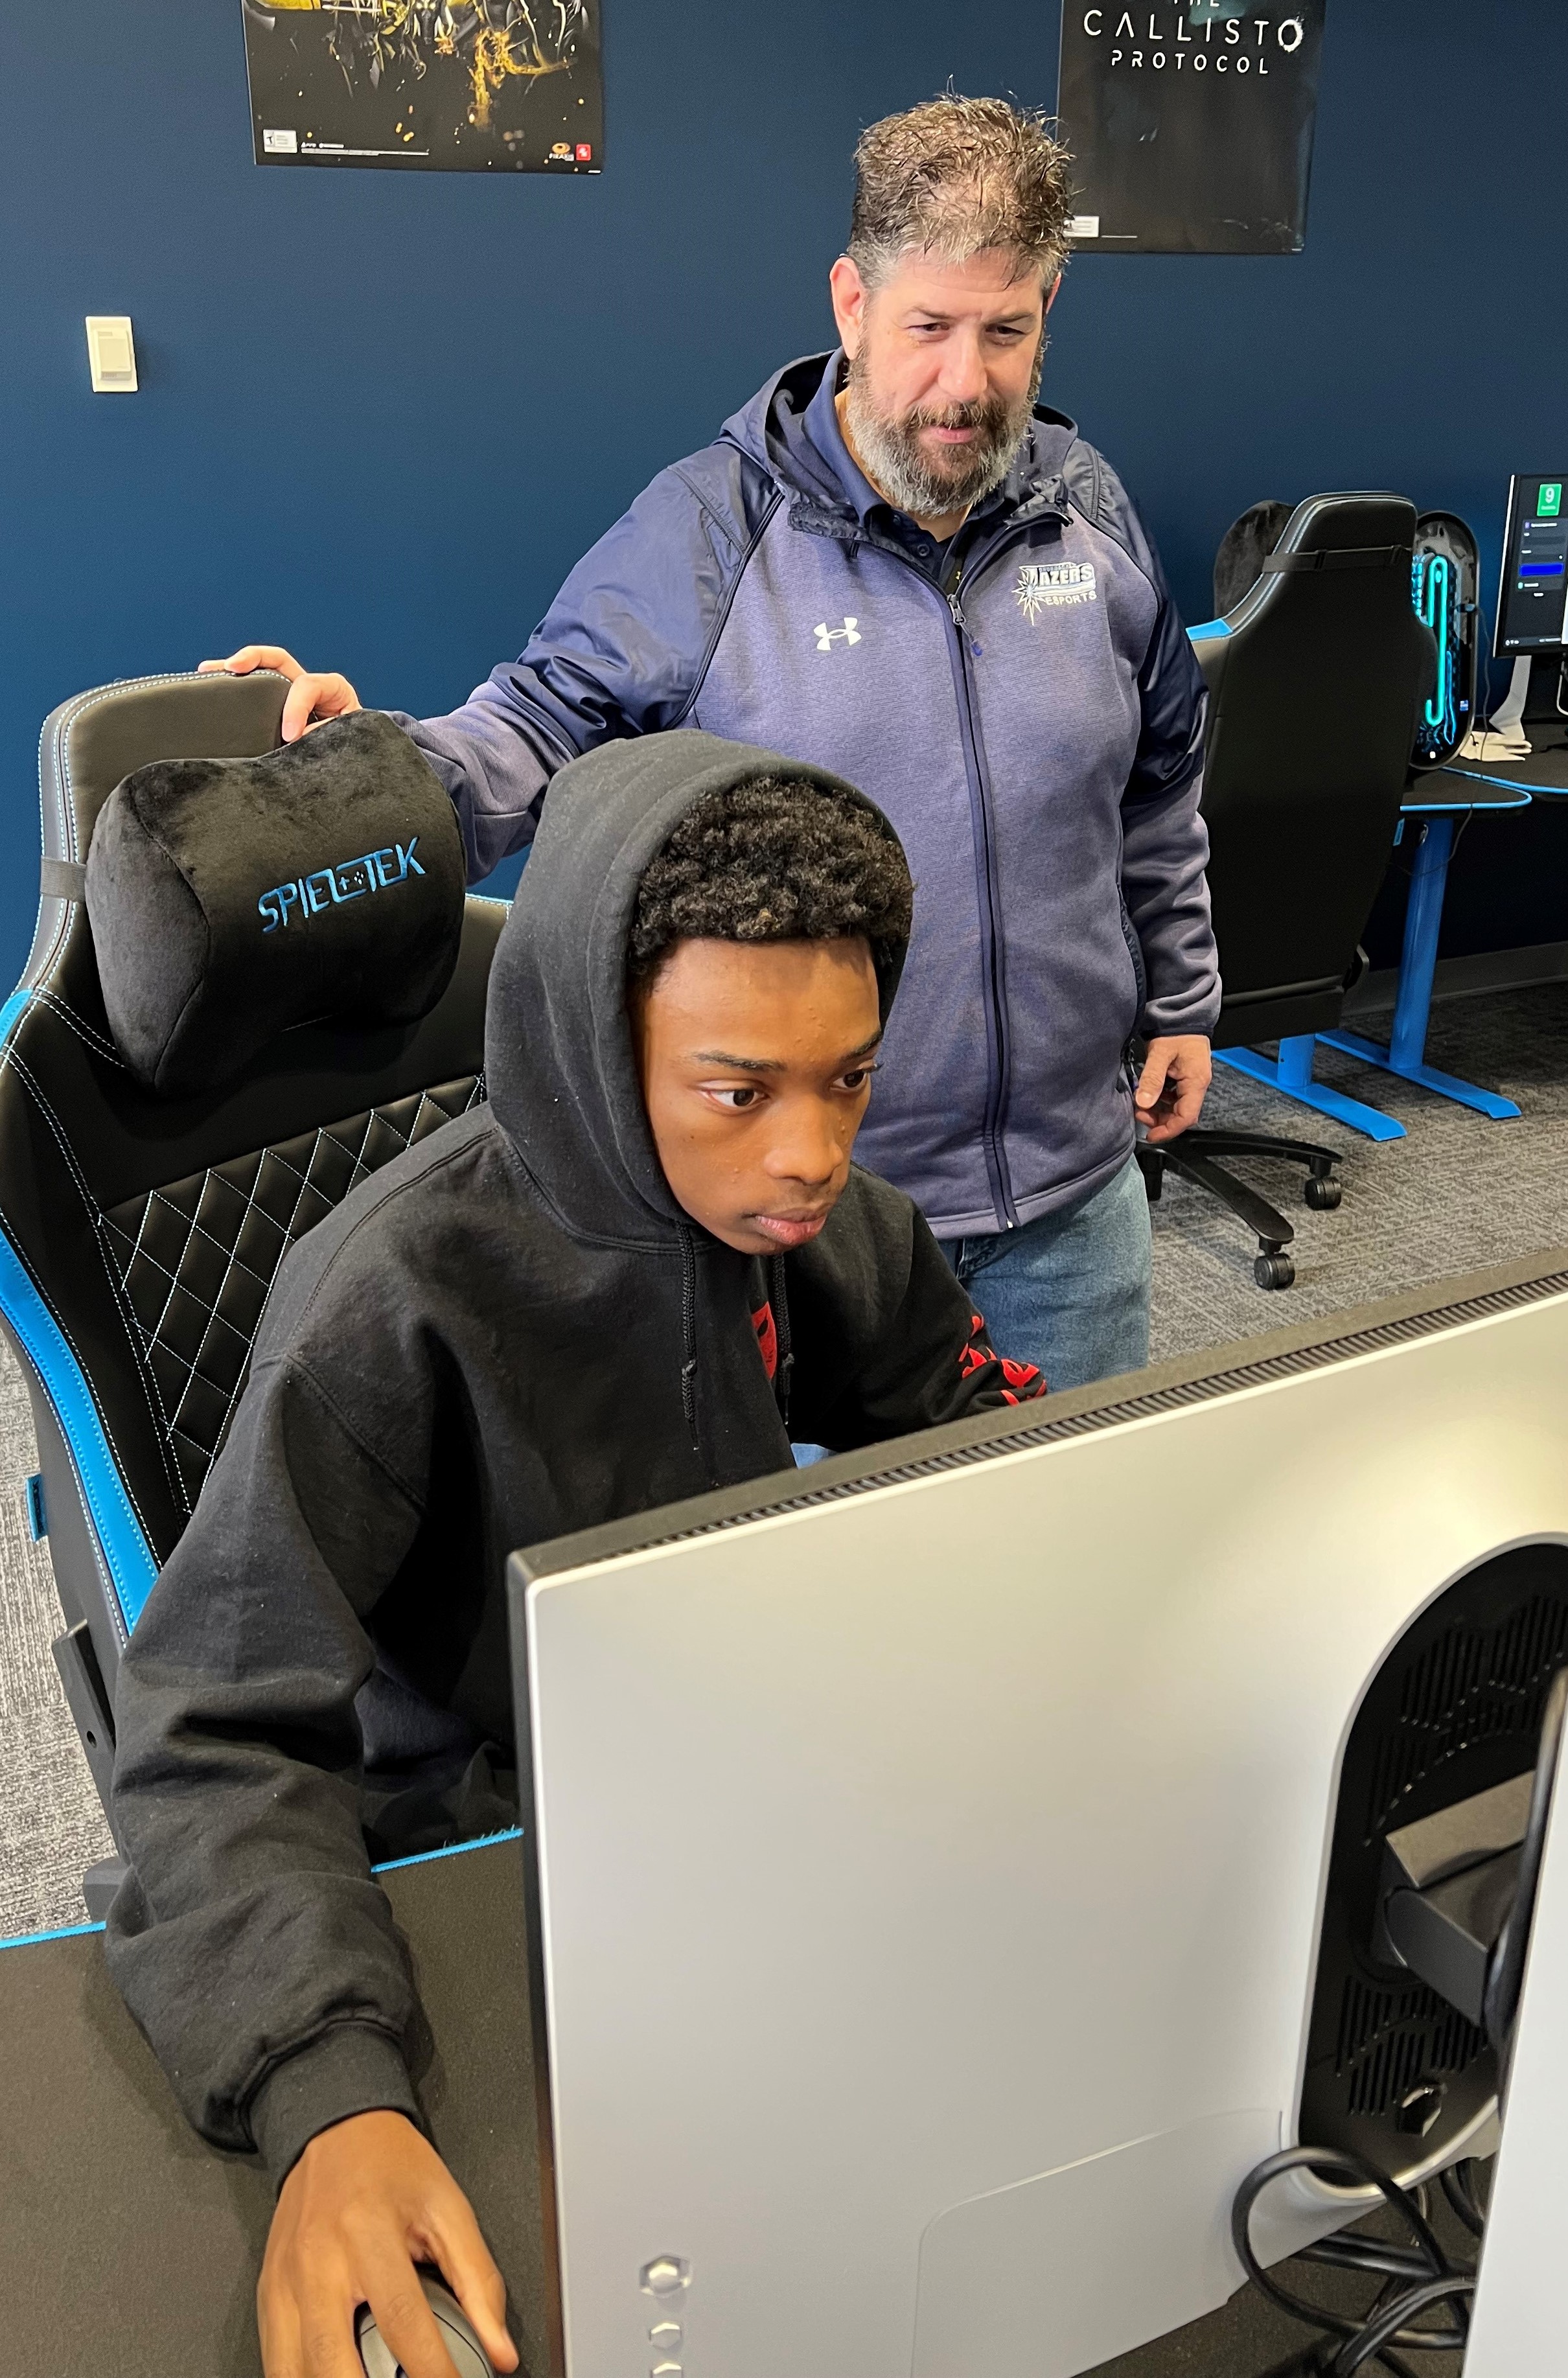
[106, 730, 1043, 2378]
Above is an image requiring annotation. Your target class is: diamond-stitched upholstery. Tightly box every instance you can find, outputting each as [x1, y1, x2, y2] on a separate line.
[99, 1074, 485, 1512]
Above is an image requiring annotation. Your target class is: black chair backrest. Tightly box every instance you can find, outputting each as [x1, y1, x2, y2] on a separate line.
[0, 674, 502, 1766]
[1195, 492, 1430, 1043]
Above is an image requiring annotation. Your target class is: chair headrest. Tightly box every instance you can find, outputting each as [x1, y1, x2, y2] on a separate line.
[85, 710, 466, 1097]
[1214, 500, 1293, 617]
[1213, 492, 1418, 619]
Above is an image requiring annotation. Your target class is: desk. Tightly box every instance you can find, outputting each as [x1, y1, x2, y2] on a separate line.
[1317, 767, 1534, 1121]
[0, 1835, 550, 2378]
[0, 1821, 1501, 2378]
[1219, 757, 1556, 1134]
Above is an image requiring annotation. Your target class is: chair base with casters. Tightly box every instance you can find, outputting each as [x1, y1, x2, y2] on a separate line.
[1133, 972, 1372, 1294]
[1138, 1127, 1343, 1291]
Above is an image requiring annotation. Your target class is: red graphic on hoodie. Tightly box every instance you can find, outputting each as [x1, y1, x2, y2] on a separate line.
[961, 1310, 1044, 1402]
[752, 1300, 778, 1382]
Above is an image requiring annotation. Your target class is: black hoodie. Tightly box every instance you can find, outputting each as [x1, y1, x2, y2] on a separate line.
[105, 732, 1043, 2183]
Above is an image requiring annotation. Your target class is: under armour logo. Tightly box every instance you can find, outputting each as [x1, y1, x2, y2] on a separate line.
[813, 616, 862, 651]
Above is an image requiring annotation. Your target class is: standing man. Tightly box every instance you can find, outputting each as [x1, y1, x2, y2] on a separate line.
[206, 95, 1217, 1387]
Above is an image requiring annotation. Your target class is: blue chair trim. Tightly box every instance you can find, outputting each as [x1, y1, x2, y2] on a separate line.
[1186, 619, 1231, 641]
[0, 986, 158, 1633]
[0, 1223, 159, 1631]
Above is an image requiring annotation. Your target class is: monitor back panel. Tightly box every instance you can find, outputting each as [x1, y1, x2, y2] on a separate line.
[516, 1278, 1568, 2378]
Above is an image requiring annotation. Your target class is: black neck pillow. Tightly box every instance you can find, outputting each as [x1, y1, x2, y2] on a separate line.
[1213, 498, 1294, 618]
[86, 710, 466, 1098]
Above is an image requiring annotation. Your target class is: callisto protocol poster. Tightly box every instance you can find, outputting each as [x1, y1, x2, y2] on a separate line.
[1058, 0, 1326, 253]
[240, 0, 603, 173]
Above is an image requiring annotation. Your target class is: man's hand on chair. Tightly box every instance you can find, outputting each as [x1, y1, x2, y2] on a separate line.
[258, 2108, 518, 2378]
[199, 645, 362, 744]
[1135, 1035, 1212, 1145]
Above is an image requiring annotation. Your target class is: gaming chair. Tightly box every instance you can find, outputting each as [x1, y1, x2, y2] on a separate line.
[0, 672, 502, 1913]
[1142, 492, 1433, 1286]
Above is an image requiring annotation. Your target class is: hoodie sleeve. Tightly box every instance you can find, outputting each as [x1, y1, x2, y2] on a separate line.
[1083, 454, 1221, 1043]
[388, 456, 765, 882]
[104, 1339, 435, 2184]
[787, 1187, 1045, 1450]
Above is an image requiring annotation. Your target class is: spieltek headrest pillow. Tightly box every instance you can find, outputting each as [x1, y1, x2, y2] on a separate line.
[86, 710, 466, 1098]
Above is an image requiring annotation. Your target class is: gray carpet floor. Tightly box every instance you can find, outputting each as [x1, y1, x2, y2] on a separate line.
[0, 1348, 114, 1938]
[1149, 980, 1568, 1355]
[0, 982, 1556, 2372]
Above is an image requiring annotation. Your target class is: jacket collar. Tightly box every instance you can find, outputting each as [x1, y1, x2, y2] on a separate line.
[721, 349, 1075, 543]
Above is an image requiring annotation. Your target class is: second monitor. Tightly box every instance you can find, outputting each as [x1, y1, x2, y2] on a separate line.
[1494, 471, 1568, 656]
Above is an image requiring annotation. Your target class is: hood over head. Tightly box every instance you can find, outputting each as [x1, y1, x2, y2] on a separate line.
[484, 732, 910, 1249]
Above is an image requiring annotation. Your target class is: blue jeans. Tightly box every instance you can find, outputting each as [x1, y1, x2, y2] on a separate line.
[939, 1154, 1152, 1393]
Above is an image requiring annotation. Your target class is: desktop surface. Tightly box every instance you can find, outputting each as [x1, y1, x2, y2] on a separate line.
[0, 1836, 547, 2377]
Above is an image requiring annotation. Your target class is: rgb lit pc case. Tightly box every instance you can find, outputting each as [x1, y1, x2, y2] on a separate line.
[1411, 511, 1481, 768]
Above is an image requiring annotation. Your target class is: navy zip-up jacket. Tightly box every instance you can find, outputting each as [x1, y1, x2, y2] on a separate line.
[394, 351, 1218, 1237]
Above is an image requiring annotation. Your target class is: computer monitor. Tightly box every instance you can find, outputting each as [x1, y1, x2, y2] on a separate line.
[1494, 473, 1568, 656]
[507, 1251, 1568, 2378]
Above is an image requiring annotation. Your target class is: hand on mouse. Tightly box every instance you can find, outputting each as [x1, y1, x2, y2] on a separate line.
[257, 2108, 518, 2378]
[198, 645, 362, 745]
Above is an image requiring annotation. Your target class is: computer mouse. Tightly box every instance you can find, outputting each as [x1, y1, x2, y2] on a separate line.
[356, 2271, 496, 2378]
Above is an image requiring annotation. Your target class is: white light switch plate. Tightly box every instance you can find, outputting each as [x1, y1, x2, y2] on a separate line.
[86, 316, 137, 393]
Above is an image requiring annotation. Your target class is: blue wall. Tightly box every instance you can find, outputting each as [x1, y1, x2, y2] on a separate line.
[3, 0, 1566, 980]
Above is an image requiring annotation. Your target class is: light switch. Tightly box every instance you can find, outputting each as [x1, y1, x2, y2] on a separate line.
[86, 316, 137, 393]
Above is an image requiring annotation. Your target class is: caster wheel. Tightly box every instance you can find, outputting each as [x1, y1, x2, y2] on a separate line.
[1304, 1175, 1342, 1212]
[1254, 1252, 1295, 1290]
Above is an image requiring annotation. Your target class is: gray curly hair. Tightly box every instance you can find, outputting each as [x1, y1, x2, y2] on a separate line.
[847, 95, 1074, 292]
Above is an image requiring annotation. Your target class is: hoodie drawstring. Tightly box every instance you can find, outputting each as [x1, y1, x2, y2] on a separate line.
[770, 1253, 794, 1433]
[678, 1224, 701, 1457]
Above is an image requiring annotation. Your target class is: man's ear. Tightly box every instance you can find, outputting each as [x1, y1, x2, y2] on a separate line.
[829, 256, 870, 359]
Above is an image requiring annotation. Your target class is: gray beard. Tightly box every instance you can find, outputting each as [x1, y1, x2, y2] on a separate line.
[842, 346, 1041, 521]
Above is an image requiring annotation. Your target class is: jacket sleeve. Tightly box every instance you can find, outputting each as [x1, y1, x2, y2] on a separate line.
[787, 1195, 1046, 1451]
[389, 460, 751, 881]
[1091, 457, 1222, 1041]
[104, 1343, 435, 2184]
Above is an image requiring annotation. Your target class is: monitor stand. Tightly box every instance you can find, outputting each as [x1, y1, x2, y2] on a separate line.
[1458, 656, 1531, 760]
[1462, 1698, 1568, 2372]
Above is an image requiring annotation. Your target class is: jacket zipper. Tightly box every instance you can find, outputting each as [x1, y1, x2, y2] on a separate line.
[797, 511, 1058, 1236]
[678, 1224, 701, 1459]
[768, 1253, 794, 1431]
[942, 532, 1028, 1230]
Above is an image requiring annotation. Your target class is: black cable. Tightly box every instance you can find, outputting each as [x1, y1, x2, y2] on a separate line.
[1484, 1664, 1568, 2088]
[1438, 2156, 1487, 2240]
[1332, 2276, 1476, 2376]
[1232, 2144, 1476, 2372]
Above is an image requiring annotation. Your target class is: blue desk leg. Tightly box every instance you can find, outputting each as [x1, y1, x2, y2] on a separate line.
[1213, 1034, 1406, 1140]
[1319, 814, 1521, 1120]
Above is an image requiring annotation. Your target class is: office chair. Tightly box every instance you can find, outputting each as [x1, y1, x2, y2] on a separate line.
[0, 672, 503, 1912]
[1140, 492, 1433, 1287]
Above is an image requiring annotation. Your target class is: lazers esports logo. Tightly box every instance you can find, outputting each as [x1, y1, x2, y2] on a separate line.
[259, 838, 424, 932]
[1016, 561, 1098, 620]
